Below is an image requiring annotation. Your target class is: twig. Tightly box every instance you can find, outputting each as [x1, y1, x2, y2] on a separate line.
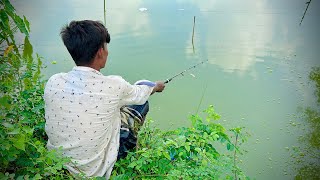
[234, 134, 239, 180]
[300, 0, 312, 26]
[133, 174, 168, 179]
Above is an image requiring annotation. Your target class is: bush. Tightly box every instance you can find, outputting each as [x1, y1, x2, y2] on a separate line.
[0, 0, 71, 179]
[111, 105, 249, 179]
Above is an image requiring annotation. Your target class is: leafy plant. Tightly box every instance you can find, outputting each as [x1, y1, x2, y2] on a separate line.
[111, 105, 249, 179]
[0, 0, 72, 179]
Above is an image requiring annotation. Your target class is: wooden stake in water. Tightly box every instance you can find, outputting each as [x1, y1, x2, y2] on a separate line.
[103, 0, 106, 26]
[192, 16, 196, 53]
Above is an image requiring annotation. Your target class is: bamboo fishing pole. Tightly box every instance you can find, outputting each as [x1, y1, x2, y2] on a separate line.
[164, 60, 208, 84]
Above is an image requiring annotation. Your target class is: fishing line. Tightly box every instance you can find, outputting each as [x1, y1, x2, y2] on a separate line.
[164, 60, 208, 84]
[195, 82, 208, 114]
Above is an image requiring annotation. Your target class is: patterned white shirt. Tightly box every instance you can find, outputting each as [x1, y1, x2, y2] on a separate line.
[44, 66, 153, 178]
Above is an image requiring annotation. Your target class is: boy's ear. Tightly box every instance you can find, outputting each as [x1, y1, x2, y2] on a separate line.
[96, 47, 103, 58]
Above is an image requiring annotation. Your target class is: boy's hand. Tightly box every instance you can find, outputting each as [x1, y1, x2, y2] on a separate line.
[152, 81, 166, 93]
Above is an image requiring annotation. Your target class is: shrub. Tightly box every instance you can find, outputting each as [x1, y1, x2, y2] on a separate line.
[111, 105, 249, 179]
[0, 0, 71, 179]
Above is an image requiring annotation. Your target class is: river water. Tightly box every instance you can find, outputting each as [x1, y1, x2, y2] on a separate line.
[13, 0, 320, 179]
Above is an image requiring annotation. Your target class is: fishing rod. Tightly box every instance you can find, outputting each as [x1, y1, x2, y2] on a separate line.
[164, 60, 208, 84]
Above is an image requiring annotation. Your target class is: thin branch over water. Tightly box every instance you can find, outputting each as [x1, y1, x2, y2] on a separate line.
[300, 0, 312, 26]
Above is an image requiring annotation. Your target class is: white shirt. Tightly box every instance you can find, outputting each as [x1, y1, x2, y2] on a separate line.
[44, 66, 153, 178]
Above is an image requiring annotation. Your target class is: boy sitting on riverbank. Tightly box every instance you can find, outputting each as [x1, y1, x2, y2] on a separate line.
[44, 20, 165, 178]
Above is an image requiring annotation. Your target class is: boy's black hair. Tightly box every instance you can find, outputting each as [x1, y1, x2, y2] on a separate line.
[60, 20, 110, 66]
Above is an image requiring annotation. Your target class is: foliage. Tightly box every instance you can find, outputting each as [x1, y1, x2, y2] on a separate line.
[0, 0, 30, 54]
[0, 0, 72, 179]
[111, 105, 249, 179]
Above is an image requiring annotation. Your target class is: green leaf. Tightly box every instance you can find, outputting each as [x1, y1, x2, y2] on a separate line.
[157, 150, 162, 156]
[227, 143, 231, 150]
[12, 134, 26, 151]
[7, 128, 20, 135]
[34, 174, 42, 180]
[201, 159, 208, 166]
[22, 126, 34, 135]
[128, 161, 137, 168]
[203, 132, 208, 139]
[195, 147, 201, 153]
[185, 145, 190, 152]
[23, 36, 33, 59]
[20, 118, 32, 124]
[0, 95, 11, 109]
[13, 14, 28, 35]
[190, 115, 197, 126]
[23, 15, 30, 32]
[163, 152, 171, 160]
[2, 122, 14, 129]
[212, 134, 219, 141]
[0, 172, 8, 180]
[141, 153, 150, 158]
[4, 0, 15, 13]
[229, 144, 235, 151]
[0, 9, 9, 28]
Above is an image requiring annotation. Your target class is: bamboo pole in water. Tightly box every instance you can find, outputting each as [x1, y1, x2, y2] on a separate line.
[192, 16, 196, 53]
[103, 0, 106, 26]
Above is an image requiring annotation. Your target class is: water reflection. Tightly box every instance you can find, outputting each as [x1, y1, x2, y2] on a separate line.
[181, 0, 303, 76]
[105, 0, 153, 38]
[12, 0, 154, 77]
[13, 0, 313, 78]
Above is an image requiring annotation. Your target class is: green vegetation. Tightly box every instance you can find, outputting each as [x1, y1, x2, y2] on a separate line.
[111, 106, 249, 179]
[0, 0, 71, 179]
[0, 1, 249, 179]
